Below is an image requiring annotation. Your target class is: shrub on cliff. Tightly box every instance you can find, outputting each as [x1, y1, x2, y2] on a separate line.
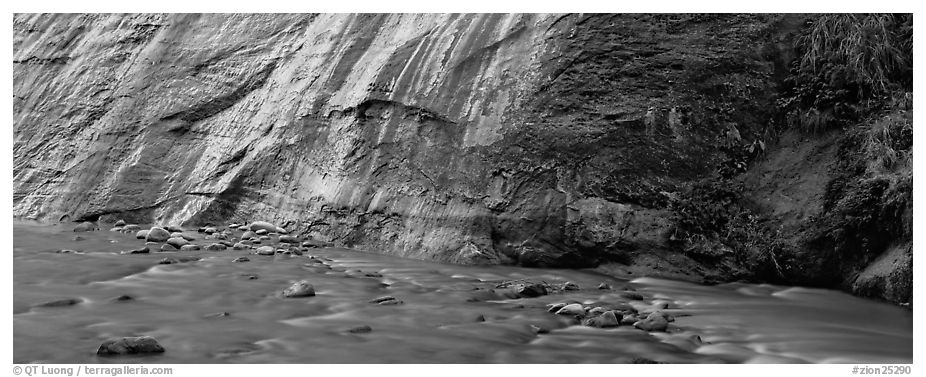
[777, 14, 912, 132]
[669, 179, 790, 280]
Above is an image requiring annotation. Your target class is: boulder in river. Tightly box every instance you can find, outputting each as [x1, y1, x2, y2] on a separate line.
[111, 294, 134, 302]
[279, 235, 300, 244]
[256, 246, 275, 255]
[241, 231, 257, 239]
[233, 243, 249, 250]
[145, 227, 171, 242]
[205, 243, 227, 251]
[164, 225, 183, 233]
[621, 315, 639, 326]
[180, 244, 200, 251]
[204, 227, 218, 234]
[255, 229, 268, 236]
[96, 336, 165, 356]
[598, 282, 612, 290]
[109, 227, 123, 232]
[73, 221, 97, 232]
[249, 221, 284, 234]
[122, 224, 141, 233]
[282, 280, 316, 298]
[633, 312, 669, 332]
[562, 281, 580, 291]
[513, 283, 548, 298]
[346, 325, 372, 334]
[135, 230, 149, 239]
[170, 232, 195, 241]
[546, 302, 567, 313]
[302, 239, 334, 248]
[588, 307, 609, 316]
[555, 303, 586, 317]
[583, 310, 621, 328]
[160, 244, 178, 251]
[158, 257, 179, 265]
[122, 247, 149, 254]
[114, 219, 126, 227]
[237, 225, 249, 231]
[233, 256, 250, 263]
[166, 237, 189, 248]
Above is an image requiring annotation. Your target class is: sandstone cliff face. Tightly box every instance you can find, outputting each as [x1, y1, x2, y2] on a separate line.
[14, 14, 797, 270]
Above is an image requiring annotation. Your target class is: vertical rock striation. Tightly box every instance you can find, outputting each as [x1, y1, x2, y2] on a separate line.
[14, 14, 798, 269]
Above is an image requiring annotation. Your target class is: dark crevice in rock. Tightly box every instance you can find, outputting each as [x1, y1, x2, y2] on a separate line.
[13, 56, 72, 65]
[159, 59, 279, 125]
[73, 191, 221, 222]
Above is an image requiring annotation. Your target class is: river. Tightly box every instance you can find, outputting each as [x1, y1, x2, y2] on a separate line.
[13, 222, 912, 363]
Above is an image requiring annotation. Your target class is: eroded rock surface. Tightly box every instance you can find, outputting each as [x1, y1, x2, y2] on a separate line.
[14, 14, 804, 279]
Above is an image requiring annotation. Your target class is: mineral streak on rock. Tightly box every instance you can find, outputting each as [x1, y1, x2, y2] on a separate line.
[13, 14, 801, 274]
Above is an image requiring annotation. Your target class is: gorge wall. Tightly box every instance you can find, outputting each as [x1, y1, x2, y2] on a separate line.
[20, 14, 903, 300]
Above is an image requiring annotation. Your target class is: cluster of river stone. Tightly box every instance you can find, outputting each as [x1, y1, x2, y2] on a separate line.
[66, 220, 680, 357]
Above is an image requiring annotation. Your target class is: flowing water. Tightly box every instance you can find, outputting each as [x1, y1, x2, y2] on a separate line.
[13, 221, 912, 364]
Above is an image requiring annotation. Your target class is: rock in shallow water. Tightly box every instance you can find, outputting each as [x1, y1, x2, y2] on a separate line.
[205, 243, 227, 251]
[145, 227, 171, 242]
[255, 246, 275, 255]
[180, 244, 201, 251]
[555, 303, 586, 316]
[279, 235, 300, 244]
[346, 325, 373, 334]
[633, 311, 669, 332]
[73, 221, 97, 232]
[282, 280, 315, 298]
[111, 294, 134, 302]
[583, 310, 621, 328]
[547, 302, 567, 313]
[96, 336, 165, 356]
[233, 256, 250, 263]
[166, 237, 189, 248]
[514, 283, 548, 298]
[249, 221, 284, 234]
[122, 247, 149, 254]
[369, 296, 403, 305]
[135, 230, 149, 239]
